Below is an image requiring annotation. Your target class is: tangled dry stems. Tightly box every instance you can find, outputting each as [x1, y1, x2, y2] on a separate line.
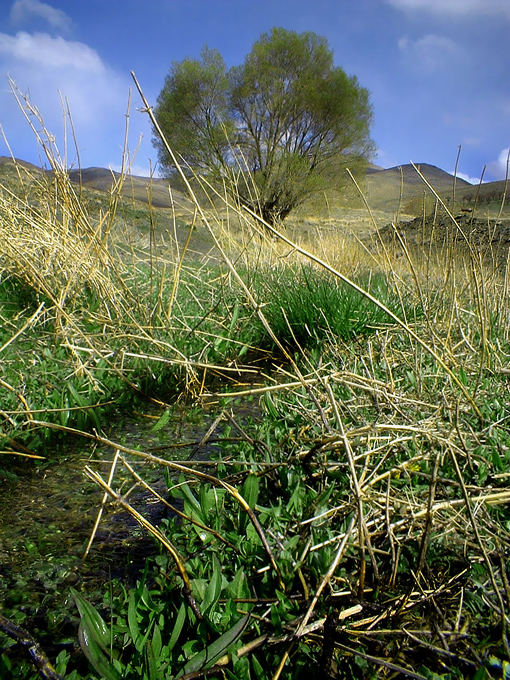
[0, 83, 509, 676]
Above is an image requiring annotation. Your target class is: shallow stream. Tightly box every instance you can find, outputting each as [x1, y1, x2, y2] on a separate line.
[0, 399, 258, 638]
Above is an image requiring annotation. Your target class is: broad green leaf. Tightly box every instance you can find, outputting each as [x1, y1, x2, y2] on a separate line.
[144, 639, 158, 680]
[88, 404, 101, 431]
[251, 652, 266, 680]
[229, 301, 241, 332]
[231, 654, 252, 680]
[180, 482, 202, 516]
[54, 650, 70, 675]
[213, 335, 226, 353]
[263, 392, 279, 419]
[226, 568, 249, 601]
[176, 614, 250, 677]
[128, 590, 142, 651]
[152, 408, 172, 432]
[240, 474, 259, 531]
[201, 555, 222, 615]
[78, 623, 121, 680]
[242, 474, 259, 509]
[270, 601, 282, 633]
[67, 381, 85, 408]
[71, 588, 111, 651]
[458, 365, 467, 386]
[152, 623, 162, 660]
[168, 602, 187, 652]
[199, 486, 214, 517]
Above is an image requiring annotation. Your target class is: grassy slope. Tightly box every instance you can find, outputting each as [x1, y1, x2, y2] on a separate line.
[363, 163, 469, 213]
[0, 157, 218, 258]
[66, 166, 194, 211]
[70, 161, 464, 218]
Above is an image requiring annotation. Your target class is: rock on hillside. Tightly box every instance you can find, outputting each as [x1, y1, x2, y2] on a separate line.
[373, 211, 510, 269]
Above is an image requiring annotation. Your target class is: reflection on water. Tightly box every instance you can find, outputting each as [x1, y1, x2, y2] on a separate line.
[0, 401, 248, 621]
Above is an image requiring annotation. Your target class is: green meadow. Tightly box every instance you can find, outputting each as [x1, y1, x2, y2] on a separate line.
[0, 118, 509, 679]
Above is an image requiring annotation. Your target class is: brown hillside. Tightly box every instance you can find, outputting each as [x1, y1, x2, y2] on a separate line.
[67, 167, 192, 211]
[364, 163, 471, 214]
[3, 156, 507, 228]
[0, 156, 42, 172]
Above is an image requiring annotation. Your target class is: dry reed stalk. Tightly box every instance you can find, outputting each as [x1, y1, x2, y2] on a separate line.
[82, 449, 121, 561]
[1, 87, 230, 412]
[2, 78, 507, 675]
[84, 464, 202, 618]
[131, 71, 347, 429]
[241, 203, 485, 420]
[0, 188, 116, 307]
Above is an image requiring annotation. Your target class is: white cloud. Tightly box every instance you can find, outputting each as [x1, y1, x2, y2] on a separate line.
[10, 0, 71, 32]
[0, 32, 104, 72]
[387, 0, 510, 20]
[108, 162, 159, 179]
[487, 148, 510, 180]
[0, 30, 135, 167]
[398, 34, 463, 72]
[450, 170, 480, 185]
[374, 148, 398, 168]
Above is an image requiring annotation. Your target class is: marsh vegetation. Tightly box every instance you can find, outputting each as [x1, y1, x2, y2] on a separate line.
[0, 83, 509, 680]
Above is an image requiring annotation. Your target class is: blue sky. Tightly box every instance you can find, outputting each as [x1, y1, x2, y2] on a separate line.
[0, 0, 508, 182]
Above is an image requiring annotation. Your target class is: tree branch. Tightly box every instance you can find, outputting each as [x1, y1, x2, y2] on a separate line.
[0, 613, 63, 680]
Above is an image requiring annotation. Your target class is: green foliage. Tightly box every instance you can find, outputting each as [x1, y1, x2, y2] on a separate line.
[66, 563, 252, 680]
[0, 264, 254, 457]
[154, 27, 373, 224]
[71, 588, 121, 680]
[154, 46, 235, 175]
[3, 286, 510, 678]
[253, 266, 414, 350]
[60, 348, 510, 679]
[2, 151, 510, 679]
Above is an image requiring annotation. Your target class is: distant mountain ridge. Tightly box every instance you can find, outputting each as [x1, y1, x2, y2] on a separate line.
[366, 162, 471, 185]
[0, 156, 506, 216]
[0, 156, 41, 172]
[66, 166, 192, 209]
[368, 163, 508, 215]
[364, 163, 473, 213]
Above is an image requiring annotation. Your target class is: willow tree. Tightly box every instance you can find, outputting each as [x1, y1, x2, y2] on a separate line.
[154, 28, 373, 225]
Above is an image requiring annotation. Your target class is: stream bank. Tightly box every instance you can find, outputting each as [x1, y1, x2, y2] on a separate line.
[0, 397, 260, 670]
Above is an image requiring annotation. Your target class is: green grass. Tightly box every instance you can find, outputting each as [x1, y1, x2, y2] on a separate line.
[251, 266, 419, 350]
[0, 260, 422, 460]
[12, 316, 507, 679]
[0, 264, 243, 456]
[1, 136, 509, 679]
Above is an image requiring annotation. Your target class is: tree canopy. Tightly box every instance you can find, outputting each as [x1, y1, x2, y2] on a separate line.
[154, 27, 373, 224]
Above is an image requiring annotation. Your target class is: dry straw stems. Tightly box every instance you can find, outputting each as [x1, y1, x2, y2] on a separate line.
[0, 76, 508, 677]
